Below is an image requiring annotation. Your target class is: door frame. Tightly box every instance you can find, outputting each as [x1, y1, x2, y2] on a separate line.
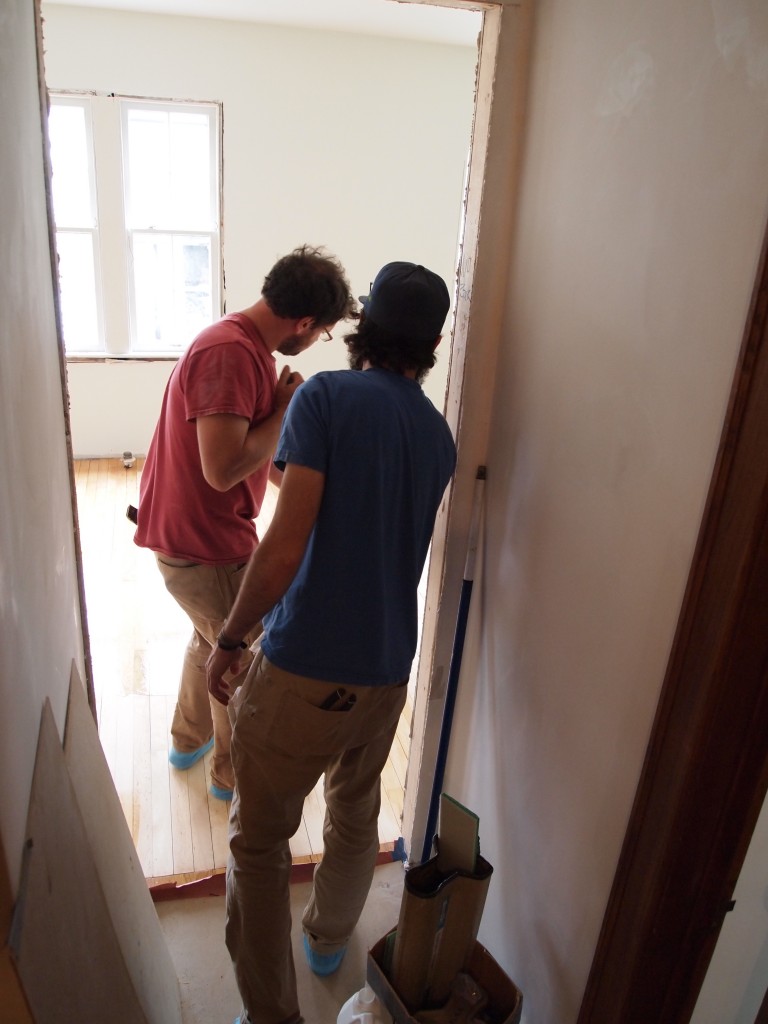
[401, 0, 534, 864]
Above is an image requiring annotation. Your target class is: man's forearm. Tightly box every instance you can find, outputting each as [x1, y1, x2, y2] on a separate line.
[208, 460, 323, 706]
[199, 366, 302, 492]
[198, 408, 284, 492]
[222, 538, 301, 642]
[226, 408, 284, 489]
[223, 461, 323, 641]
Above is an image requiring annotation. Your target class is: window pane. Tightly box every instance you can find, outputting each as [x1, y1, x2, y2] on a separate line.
[131, 232, 213, 351]
[176, 235, 214, 333]
[125, 106, 214, 230]
[56, 231, 101, 352]
[48, 103, 94, 228]
[169, 113, 213, 229]
[125, 109, 169, 228]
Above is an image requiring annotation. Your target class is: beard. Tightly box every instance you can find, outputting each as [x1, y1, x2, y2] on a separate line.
[277, 331, 309, 357]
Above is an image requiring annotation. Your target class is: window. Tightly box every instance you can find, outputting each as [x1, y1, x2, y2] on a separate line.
[48, 98, 102, 352]
[48, 94, 221, 356]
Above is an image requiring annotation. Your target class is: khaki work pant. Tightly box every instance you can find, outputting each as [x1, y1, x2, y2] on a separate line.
[155, 554, 258, 791]
[226, 651, 407, 1024]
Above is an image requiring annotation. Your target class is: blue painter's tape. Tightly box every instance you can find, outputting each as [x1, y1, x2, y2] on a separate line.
[392, 836, 407, 862]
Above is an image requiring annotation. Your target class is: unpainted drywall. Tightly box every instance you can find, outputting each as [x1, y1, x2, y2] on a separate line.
[0, 0, 86, 896]
[443, 0, 768, 1022]
[41, 4, 479, 455]
[15, 700, 149, 1023]
[63, 666, 181, 1024]
[1, 4, 181, 1019]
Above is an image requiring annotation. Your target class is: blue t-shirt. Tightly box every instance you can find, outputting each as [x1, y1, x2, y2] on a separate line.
[261, 368, 456, 685]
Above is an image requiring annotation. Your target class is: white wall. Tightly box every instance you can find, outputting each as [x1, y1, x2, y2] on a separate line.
[443, 1, 768, 1022]
[1, 6, 198, 1016]
[40, 4, 479, 456]
[0, 0, 86, 894]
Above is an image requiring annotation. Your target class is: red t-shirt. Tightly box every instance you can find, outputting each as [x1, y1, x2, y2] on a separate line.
[135, 313, 277, 564]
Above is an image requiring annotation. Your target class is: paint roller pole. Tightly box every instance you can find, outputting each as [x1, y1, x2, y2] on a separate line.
[419, 465, 486, 865]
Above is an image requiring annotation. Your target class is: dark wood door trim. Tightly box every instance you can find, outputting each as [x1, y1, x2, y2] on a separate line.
[755, 984, 768, 1024]
[577, 220, 768, 1022]
[753, 983, 765, 1024]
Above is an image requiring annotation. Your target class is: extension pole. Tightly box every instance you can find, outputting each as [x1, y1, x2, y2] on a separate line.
[420, 465, 486, 865]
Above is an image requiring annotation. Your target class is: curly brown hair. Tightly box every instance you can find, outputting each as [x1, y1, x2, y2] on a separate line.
[262, 245, 357, 325]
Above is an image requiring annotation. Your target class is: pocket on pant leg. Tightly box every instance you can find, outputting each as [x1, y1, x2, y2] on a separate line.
[227, 646, 263, 730]
[236, 685, 355, 760]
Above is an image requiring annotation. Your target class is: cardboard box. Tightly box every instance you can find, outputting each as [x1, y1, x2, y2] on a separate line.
[390, 854, 493, 1010]
[367, 930, 523, 1024]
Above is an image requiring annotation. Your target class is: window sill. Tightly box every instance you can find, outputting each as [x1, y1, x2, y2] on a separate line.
[65, 354, 181, 364]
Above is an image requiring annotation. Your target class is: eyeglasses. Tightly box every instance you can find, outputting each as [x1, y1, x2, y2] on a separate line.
[321, 328, 333, 342]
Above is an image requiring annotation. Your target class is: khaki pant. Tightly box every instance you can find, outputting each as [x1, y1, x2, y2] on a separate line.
[226, 652, 407, 1024]
[155, 554, 258, 791]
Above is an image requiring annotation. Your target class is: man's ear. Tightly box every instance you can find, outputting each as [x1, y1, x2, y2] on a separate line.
[433, 334, 442, 351]
[296, 316, 315, 333]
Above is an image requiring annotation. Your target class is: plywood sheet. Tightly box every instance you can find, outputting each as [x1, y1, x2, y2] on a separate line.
[63, 668, 181, 1024]
[12, 700, 147, 1023]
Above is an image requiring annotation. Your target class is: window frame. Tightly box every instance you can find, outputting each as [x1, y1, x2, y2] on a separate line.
[49, 90, 223, 360]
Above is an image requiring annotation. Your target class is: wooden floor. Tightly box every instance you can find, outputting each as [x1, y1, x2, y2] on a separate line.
[73, 457, 411, 887]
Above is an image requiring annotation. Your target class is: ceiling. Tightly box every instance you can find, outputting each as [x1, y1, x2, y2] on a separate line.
[42, 0, 484, 46]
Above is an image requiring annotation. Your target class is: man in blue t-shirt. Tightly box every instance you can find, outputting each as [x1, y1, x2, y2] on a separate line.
[207, 262, 457, 1024]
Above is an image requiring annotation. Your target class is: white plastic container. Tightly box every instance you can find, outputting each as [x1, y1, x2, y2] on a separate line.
[337, 981, 391, 1024]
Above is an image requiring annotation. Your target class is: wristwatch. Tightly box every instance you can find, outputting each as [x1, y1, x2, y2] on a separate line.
[216, 631, 248, 651]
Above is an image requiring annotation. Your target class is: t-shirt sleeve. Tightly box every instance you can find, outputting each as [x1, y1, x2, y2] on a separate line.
[274, 378, 329, 473]
[182, 344, 263, 423]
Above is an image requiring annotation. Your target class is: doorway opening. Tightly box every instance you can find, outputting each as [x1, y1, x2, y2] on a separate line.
[73, 458, 411, 885]
[49, 0, 490, 885]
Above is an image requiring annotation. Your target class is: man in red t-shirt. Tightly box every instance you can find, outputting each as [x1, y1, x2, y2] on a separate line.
[135, 245, 355, 799]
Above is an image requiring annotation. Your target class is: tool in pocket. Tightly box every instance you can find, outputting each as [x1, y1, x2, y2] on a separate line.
[319, 688, 357, 712]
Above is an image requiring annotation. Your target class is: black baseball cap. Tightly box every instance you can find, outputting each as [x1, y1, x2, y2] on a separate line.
[359, 262, 450, 341]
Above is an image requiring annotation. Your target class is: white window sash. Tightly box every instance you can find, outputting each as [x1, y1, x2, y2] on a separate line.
[49, 91, 222, 358]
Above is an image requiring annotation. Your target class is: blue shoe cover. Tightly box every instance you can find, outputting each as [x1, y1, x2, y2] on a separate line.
[210, 783, 234, 801]
[168, 737, 213, 770]
[303, 934, 346, 976]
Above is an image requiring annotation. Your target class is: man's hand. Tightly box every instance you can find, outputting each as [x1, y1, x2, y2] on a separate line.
[207, 645, 243, 706]
[274, 365, 304, 410]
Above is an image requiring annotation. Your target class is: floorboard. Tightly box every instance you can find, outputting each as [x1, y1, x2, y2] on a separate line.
[73, 457, 411, 885]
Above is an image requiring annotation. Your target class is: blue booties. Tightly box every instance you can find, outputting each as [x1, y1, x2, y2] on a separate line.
[168, 737, 213, 770]
[303, 934, 346, 976]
